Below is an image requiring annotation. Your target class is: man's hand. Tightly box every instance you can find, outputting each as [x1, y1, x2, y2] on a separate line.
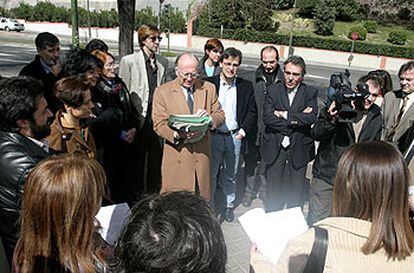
[274, 110, 287, 119]
[195, 109, 208, 117]
[124, 128, 137, 144]
[302, 106, 313, 113]
[175, 130, 201, 140]
[328, 101, 338, 122]
[50, 63, 61, 77]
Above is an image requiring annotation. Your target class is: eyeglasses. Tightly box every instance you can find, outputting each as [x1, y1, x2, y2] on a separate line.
[148, 36, 162, 42]
[212, 49, 223, 54]
[104, 62, 116, 68]
[178, 70, 199, 79]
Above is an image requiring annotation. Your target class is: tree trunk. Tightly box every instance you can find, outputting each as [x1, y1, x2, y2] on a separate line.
[117, 0, 135, 58]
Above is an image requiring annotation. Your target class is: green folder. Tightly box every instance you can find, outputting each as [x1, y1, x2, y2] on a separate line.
[168, 114, 212, 144]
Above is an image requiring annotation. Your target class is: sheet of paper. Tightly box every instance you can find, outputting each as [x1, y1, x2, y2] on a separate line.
[238, 207, 308, 264]
[96, 203, 130, 245]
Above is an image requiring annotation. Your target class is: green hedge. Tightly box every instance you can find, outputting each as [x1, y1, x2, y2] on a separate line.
[388, 31, 407, 45]
[196, 27, 414, 59]
[348, 25, 367, 40]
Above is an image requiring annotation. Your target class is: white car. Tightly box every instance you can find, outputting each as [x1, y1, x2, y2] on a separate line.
[0, 18, 25, 32]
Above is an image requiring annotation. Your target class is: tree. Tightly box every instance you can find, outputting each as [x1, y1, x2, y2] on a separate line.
[313, 0, 335, 36]
[333, 0, 357, 21]
[117, 0, 135, 58]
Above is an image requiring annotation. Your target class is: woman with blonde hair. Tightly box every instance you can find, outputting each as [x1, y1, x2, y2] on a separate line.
[12, 154, 110, 273]
[251, 141, 414, 272]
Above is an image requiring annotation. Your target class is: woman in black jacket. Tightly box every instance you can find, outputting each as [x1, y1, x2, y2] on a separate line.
[90, 50, 139, 204]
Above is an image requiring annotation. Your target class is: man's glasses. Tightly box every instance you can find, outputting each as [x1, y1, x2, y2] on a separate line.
[148, 36, 162, 42]
[178, 71, 199, 79]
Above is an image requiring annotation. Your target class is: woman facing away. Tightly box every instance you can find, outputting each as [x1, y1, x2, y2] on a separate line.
[198, 38, 224, 78]
[12, 154, 111, 273]
[251, 141, 414, 273]
[47, 77, 96, 158]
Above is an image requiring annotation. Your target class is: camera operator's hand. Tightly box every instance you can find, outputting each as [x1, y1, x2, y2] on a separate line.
[328, 101, 338, 122]
[302, 107, 313, 114]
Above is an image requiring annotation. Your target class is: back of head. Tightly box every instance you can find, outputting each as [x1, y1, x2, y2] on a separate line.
[332, 141, 414, 260]
[115, 191, 227, 273]
[54, 77, 90, 111]
[15, 154, 106, 273]
[0, 76, 43, 132]
[62, 48, 102, 78]
[85, 39, 109, 53]
[35, 32, 59, 50]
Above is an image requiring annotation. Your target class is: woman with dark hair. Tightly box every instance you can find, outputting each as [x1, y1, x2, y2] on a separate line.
[198, 38, 223, 78]
[251, 141, 414, 272]
[89, 50, 139, 204]
[62, 48, 102, 87]
[12, 154, 111, 273]
[47, 77, 96, 158]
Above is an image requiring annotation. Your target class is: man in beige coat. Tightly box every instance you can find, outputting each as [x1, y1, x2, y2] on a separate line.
[152, 53, 225, 201]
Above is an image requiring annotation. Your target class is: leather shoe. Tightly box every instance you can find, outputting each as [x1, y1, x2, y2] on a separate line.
[242, 197, 253, 208]
[225, 208, 235, 222]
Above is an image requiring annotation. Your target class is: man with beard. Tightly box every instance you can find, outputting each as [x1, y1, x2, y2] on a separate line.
[19, 32, 61, 113]
[242, 46, 284, 207]
[119, 24, 168, 199]
[0, 77, 53, 264]
[308, 73, 383, 224]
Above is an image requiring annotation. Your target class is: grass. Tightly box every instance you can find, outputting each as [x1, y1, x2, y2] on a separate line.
[272, 9, 414, 46]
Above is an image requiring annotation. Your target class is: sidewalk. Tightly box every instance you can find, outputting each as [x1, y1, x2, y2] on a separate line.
[18, 21, 411, 73]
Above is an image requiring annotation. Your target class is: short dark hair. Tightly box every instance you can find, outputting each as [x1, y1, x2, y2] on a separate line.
[368, 69, 393, 95]
[0, 77, 44, 132]
[54, 77, 90, 111]
[284, 55, 306, 76]
[260, 45, 279, 61]
[35, 32, 59, 50]
[85, 39, 109, 53]
[114, 191, 227, 273]
[398, 61, 414, 78]
[62, 48, 103, 78]
[220, 47, 242, 64]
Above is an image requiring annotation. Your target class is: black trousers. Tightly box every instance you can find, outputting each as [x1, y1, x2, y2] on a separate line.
[265, 147, 307, 212]
[243, 147, 266, 199]
[307, 177, 333, 225]
[133, 117, 163, 199]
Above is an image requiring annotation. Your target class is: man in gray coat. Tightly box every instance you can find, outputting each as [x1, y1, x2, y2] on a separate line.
[119, 25, 168, 200]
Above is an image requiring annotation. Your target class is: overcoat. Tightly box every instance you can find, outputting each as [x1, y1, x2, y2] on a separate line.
[152, 78, 225, 200]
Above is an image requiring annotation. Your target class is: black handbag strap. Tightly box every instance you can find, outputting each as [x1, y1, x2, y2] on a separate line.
[303, 226, 329, 273]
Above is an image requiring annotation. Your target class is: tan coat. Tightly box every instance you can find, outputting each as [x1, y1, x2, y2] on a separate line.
[47, 111, 96, 158]
[251, 217, 414, 273]
[152, 78, 225, 201]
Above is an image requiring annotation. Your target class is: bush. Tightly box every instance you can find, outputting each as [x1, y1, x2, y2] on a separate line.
[273, 0, 294, 10]
[9, 3, 34, 20]
[314, 0, 335, 36]
[196, 26, 414, 59]
[388, 31, 407, 45]
[296, 0, 319, 17]
[333, 0, 358, 21]
[348, 25, 367, 40]
[363, 20, 377, 33]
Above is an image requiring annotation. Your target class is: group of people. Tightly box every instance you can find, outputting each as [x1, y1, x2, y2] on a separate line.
[0, 22, 413, 272]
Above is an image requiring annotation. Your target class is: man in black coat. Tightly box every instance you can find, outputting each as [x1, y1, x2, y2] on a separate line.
[241, 45, 285, 207]
[261, 56, 318, 212]
[0, 77, 53, 264]
[19, 32, 61, 113]
[206, 47, 256, 222]
[308, 73, 383, 224]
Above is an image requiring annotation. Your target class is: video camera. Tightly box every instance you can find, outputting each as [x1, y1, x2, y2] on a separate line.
[326, 69, 370, 123]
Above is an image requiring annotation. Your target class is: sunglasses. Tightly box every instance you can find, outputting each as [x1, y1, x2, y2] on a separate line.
[212, 49, 223, 54]
[148, 36, 162, 42]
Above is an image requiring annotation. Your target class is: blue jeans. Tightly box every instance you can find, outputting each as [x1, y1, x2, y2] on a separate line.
[210, 132, 242, 208]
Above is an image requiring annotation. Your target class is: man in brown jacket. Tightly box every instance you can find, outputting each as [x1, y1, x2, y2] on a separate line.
[152, 53, 225, 201]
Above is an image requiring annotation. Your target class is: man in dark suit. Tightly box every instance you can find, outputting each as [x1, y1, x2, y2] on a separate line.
[206, 47, 256, 221]
[19, 32, 61, 114]
[261, 55, 318, 212]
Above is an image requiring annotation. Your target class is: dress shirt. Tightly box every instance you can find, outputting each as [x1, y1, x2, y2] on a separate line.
[281, 85, 299, 147]
[39, 57, 52, 74]
[401, 92, 414, 119]
[217, 77, 238, 132]
[181, 86, 194, 103]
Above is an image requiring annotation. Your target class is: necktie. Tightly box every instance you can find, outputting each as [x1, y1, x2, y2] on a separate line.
[187, 88, 194, 114]
[387, 96, 408, 141]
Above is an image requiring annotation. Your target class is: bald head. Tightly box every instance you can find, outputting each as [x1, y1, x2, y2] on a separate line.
[175, 52, 199, 69]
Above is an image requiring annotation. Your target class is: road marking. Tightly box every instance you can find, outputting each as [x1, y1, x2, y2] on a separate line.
[306, 74, 330, 80]
[0, 57, 27, 64]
